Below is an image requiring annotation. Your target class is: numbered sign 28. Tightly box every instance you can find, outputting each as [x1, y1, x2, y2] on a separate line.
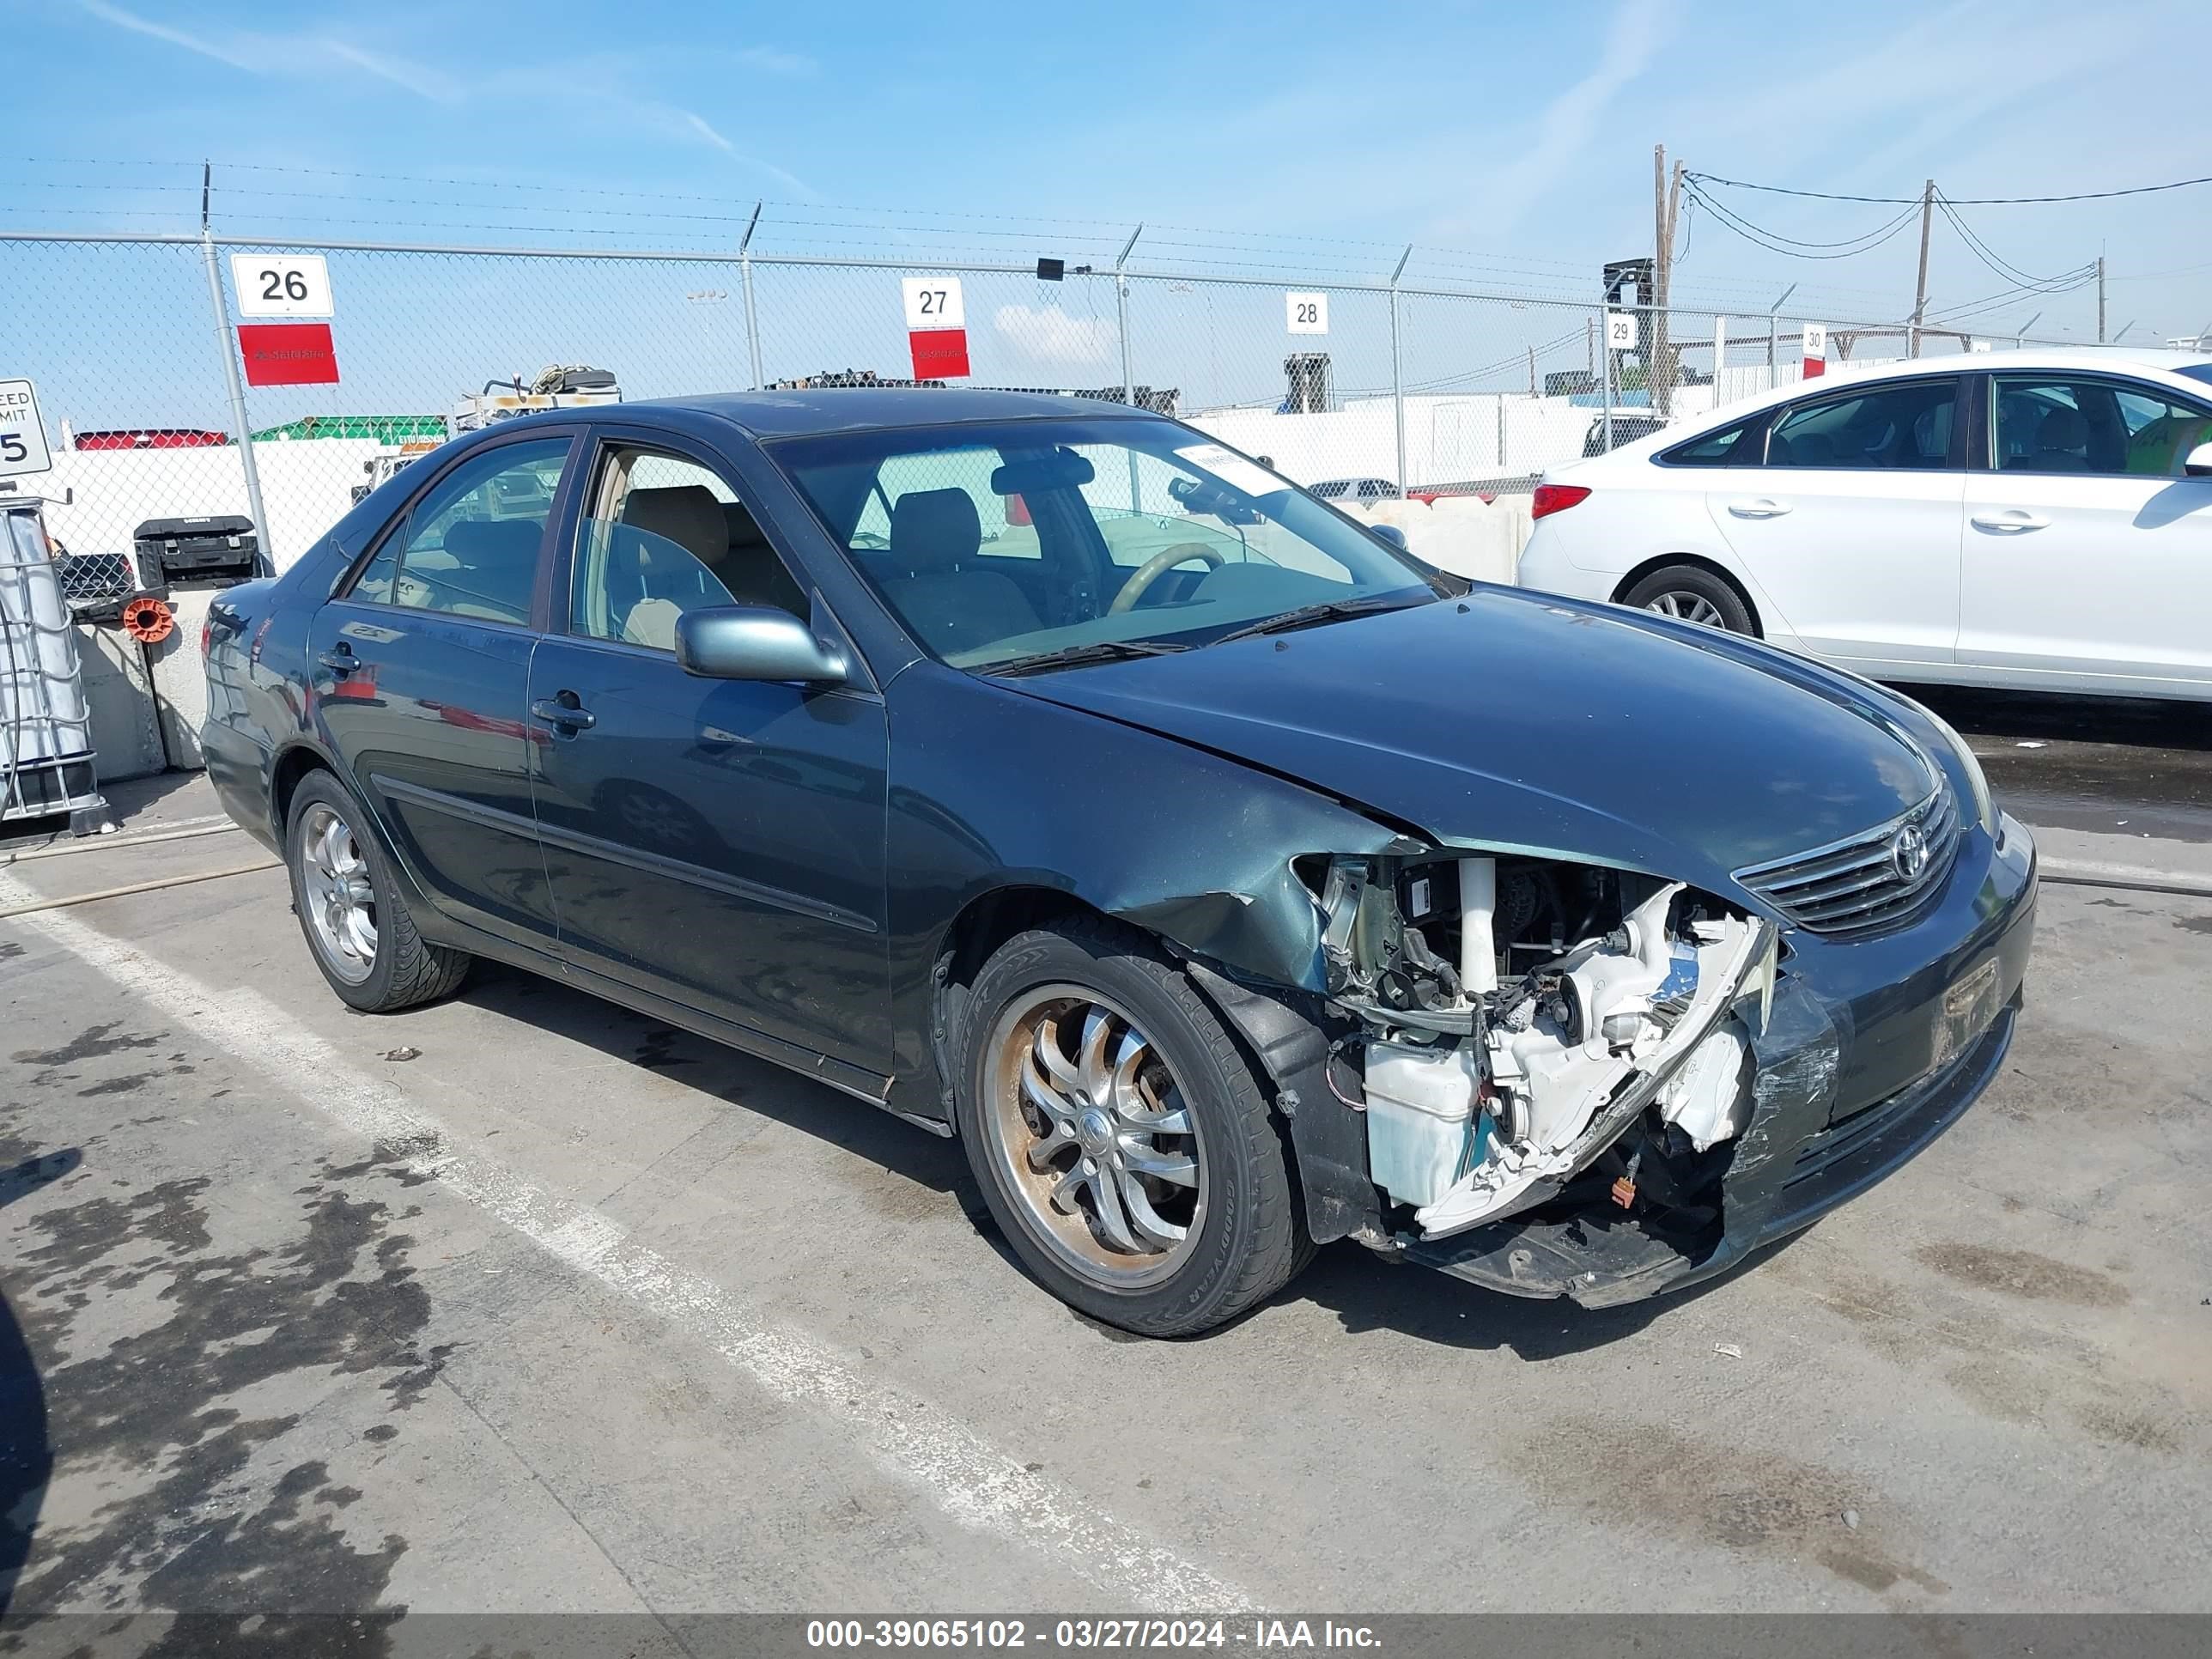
[1286, 292, 1329, 336]
[231, 253, 335, 319]
[901, 276, 966, 331]
[1605, 311, 1638, 351]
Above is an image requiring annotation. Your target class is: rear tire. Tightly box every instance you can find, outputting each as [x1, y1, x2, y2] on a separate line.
[953, 921, 1309, 1337]
[1620, 563, 1756, 635]
[285, 770, 471, 1014]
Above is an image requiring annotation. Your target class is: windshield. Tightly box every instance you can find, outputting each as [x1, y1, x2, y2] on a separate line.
[2172, 362, 2212, 387]
[771, 416, 1440, 669]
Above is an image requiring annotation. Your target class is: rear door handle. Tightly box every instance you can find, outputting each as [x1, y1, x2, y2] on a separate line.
[1727, 498, 1792, 518]
[316, 647, 358, 675]
[531, 695, 596, 732]
[1971, 510, 2050, 532]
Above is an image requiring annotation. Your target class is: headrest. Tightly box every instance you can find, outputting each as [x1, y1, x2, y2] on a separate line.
[441, 517, 542, 567]
[890, 488, 982, 574]
[623, 485, 727, 565]
[724, 500, 771, 551]
[2037, 407, 2089, 450]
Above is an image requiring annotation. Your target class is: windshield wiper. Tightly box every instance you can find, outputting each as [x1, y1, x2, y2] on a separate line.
[988, 639, 1190, 678]
[1210, 592, 1427, 646]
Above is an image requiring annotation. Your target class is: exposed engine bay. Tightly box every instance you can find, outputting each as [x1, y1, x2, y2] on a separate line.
[1311, 853, 1779, 1243]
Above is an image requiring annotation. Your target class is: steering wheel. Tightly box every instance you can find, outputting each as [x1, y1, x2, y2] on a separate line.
[1108, 543, 1227, 616]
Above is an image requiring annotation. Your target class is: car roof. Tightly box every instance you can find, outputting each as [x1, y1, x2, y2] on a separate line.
[621, 386, 1153, 439]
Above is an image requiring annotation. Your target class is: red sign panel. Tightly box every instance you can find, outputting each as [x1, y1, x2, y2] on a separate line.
[238, 322, 340, 386]
[908, 327, 970, 380]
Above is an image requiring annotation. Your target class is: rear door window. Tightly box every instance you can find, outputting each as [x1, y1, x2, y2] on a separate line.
[1659, 420, 1755, 466]
[1765, 379, 1960, 470]
[348, 438, 571, 623]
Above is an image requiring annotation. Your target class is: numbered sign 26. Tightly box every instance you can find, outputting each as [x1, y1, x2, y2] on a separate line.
[231, 253, 335, 319]
[1286, 292, 1329, 336]
[901, 276, 966, 331]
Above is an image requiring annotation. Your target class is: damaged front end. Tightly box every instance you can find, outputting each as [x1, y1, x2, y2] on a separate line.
[1307, 849, 1787, 1296]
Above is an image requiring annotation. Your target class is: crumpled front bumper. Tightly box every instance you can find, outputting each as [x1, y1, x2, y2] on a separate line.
[1405, 811, 2038, 1307]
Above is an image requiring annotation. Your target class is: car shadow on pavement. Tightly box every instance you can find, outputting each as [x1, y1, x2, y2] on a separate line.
[0, 1147, 78, 1614]
[1285, 1226, 1802, 1359]
[448, 963, 1808, 1355]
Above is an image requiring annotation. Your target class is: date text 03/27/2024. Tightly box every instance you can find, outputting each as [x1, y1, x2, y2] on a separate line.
[804, 1621, 1382, 1650]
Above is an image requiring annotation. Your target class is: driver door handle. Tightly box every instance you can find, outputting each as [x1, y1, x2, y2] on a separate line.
[1727, 498, 1792, 519]
[1971, 509, 2050, 532]
[316, 647, 358, 675]
[531, 695, 596, 732]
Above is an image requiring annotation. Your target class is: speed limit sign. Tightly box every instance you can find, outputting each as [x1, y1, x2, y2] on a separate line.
[0, 380, 52, 477]
[1605, 311, 1638, 350]
[230, 253, 334, 318]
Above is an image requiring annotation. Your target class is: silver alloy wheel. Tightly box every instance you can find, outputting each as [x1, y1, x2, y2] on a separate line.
[298, 801, 378, 984]
[983, 986, 1206, 1291]
[1645, 590, 1726, 627]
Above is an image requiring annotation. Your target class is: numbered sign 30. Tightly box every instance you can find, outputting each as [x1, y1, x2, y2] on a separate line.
[901, 276, 965, 331]
[231, 253, 335, 319]
[1286, 292, 1329, 336]
[1801, 321, 1828, 380]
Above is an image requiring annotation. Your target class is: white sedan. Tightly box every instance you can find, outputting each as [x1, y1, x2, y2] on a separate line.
[1516, 349, 2212, 700]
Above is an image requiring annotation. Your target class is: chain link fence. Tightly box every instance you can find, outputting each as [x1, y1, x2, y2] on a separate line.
[0, 229, 2094, 571]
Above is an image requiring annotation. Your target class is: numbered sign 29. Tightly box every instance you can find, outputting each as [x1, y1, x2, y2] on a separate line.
[0, 380, 53, 478]
[1286, 292, 1329, 336]
[901, 276, 965, 331]
[231, 253, 335, 319]
[1605, 311, 1638, 351]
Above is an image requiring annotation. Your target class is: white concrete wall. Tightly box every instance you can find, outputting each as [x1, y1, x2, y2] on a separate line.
[32, 439, 385, 570]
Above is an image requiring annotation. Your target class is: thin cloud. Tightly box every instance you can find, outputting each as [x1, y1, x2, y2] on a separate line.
[1437, 0, 1674, 236]
[994, 303, 1115, 368]
[734, 45, 817, 77]
[319, 40, 461, 105]
[76, 0, 457, 102]
[76, 0, 254, 70]
[671, 107, 818, 200]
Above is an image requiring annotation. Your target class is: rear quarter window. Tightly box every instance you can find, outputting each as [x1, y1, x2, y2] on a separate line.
[1657, 419, 1757, 466]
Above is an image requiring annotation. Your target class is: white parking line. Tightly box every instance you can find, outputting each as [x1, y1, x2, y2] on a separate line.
[0, 872, 1257, 1613]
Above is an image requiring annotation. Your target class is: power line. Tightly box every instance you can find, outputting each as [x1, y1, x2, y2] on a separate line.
[1686, 169, 2212, 205]
[1681, 182, 1922, 260]
[1933, 191, 2094, 293]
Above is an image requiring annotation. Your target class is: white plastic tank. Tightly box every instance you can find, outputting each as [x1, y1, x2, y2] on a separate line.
[1364, 1040, 1490, 1209]
[3, 501, 97, 770]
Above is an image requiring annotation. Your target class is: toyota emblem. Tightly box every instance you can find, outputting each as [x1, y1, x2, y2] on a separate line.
[1890, 822, 1930, 882]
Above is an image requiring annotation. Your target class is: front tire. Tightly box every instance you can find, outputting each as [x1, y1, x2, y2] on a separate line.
[285, 771, 471, 1013]
[954, 921, 1308, 1336]
[1620, 563, 1756, 634]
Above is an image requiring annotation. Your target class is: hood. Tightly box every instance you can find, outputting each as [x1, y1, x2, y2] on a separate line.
[1000, 587, 1938, 896]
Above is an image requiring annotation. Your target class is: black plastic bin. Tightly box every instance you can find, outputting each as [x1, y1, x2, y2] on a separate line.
[132, 514, 263, 584]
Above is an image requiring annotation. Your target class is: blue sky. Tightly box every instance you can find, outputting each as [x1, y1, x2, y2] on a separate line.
[10, 0, 2209, 338]
[6, 0, 2211, 444]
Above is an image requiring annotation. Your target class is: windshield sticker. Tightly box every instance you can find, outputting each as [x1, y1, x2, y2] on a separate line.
[1175, 443, 1291, 500]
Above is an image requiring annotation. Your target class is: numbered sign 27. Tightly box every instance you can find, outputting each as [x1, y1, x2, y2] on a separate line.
[1286, 292, 1329, 336]
[901, 276, 966, 331]
[231, 253, 335, 319]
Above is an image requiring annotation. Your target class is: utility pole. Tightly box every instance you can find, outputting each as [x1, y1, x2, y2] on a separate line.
[1909, 178, 1935, 358]
[2096, 256, 2106, 343]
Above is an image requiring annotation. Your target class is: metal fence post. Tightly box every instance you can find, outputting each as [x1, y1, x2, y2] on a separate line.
[1767, 284, 1796, 390]
[1389, 245, 1411, 492]
[739, 202, 765, 391]
[1115, 224, 1143, 507]
[198, 228, 271, 563]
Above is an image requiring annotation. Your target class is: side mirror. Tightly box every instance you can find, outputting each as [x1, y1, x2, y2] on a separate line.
[2185, 441, 2212, 478]
[675, 605, 848, 685]
[1370, 523, 1409, 550]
